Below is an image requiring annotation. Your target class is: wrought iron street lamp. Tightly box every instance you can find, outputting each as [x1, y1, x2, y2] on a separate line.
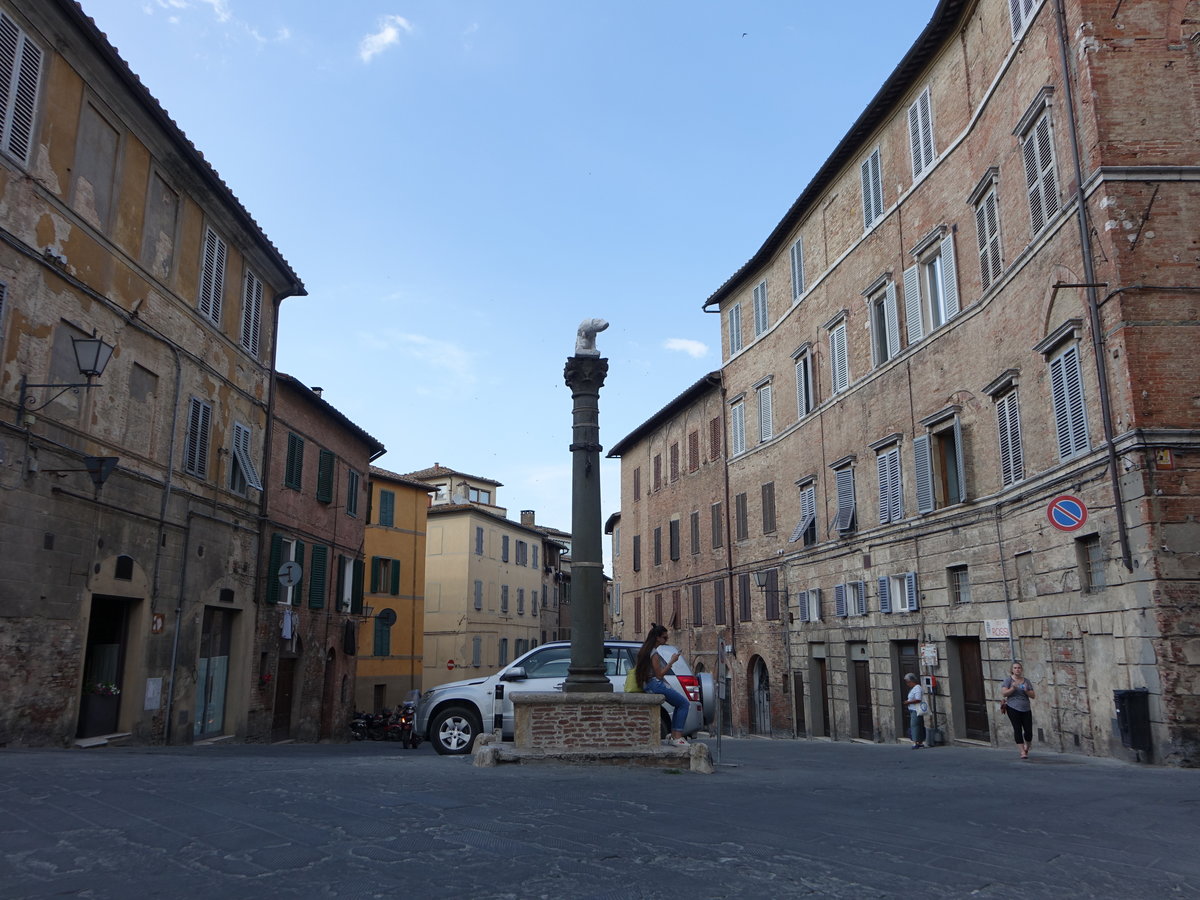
[15, 333, 114, 423]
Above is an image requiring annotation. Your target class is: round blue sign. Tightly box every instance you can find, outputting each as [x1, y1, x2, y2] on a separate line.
[1047, 495, 1088, 531]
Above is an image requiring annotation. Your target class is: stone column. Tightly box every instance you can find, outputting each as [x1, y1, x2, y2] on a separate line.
[562, 320, 611, 692]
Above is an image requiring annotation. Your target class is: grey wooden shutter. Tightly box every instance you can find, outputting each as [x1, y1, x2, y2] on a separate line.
[861, 157, 874, 229]
[835, 467, 856, 532]
[997, 391, 1023, 485]
[884, 282, 901, 358]
[940, 232, 960, 319]
[797, 590, 809, 622]
[904, 264, 923, 344]
[830, 323, 848, 393]
[952, 416, 967, 503]
[790, 238, 804, 299]
[878, 576, 892, 614]
[855, 581, 867, 615]
[0, 14, 43, 164]
[834, 583, 847, 618]
[759, 384, 773, 440]
[241, 270, 262, 356]
[914, 434, 934, 514]
[198, 227, 226, 323]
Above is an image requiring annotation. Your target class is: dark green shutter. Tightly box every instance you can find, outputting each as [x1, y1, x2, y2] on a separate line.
[317, 449, 334, 502]
[308, 545, 327, 609]
[370, 556, 381, 593]
[390, 559, 401, 596]
[285, 433, 304, 489]
[293, 542, 305, 603]
[265, 533, 283, 604]
[351, 558, 364, 614]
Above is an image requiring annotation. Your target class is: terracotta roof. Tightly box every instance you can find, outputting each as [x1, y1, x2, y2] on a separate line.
[607, 372, 721, 458]
[426, 503, 546, 538]
[275, 373, 385, 458]
[702, 0, 968, 310]
[369, 466, 436, 491]
[402, 464, 502, 487]
[57, 0, 305, 295]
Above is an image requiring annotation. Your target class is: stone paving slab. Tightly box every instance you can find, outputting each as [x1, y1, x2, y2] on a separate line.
[0, 738, 1197, 898]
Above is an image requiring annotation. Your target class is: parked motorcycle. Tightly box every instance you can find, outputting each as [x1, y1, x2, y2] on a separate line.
[397, 691, 421, 749]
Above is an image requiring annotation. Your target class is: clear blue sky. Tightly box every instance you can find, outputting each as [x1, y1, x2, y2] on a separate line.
[81, 0, 931, 550]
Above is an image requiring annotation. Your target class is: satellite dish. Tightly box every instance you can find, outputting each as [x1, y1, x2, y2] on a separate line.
[376, 608, 397, 626]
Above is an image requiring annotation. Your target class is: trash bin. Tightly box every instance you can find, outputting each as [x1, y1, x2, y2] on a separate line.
[1113, 688, 1151, 753]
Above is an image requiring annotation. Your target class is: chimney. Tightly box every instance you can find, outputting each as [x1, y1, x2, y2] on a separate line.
[311, 386, 323, 397]
[520, 510, 536, 527]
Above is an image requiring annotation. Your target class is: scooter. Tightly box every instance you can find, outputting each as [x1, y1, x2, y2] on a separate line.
[398, 691, 421, 749]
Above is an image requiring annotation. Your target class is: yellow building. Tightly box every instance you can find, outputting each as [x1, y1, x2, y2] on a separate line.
[355, 467, 432, 712]
[406, 464, 558, 691]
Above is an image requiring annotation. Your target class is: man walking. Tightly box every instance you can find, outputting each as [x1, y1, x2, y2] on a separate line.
[904, 673, 925, 749]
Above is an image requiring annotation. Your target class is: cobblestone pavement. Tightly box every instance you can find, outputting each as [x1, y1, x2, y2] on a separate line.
[1, 736, 1197, 899]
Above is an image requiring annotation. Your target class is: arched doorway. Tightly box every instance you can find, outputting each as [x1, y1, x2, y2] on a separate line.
[748, 656, 771, 735]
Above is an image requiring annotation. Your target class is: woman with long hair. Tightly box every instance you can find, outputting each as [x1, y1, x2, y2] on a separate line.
[1001, 661, 1036, 758]
[635, 623, 690, 746]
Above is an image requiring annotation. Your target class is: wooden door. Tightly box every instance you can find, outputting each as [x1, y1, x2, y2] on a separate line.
[816, 658, 831, 737]
[854, 659, 873, 739]
[959, 638, 990, 740]
[792, 671, 806, 735]
[271, 658, 296, 741]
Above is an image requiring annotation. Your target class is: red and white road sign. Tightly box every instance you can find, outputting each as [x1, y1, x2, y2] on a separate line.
[1047, 495, 1088, 531]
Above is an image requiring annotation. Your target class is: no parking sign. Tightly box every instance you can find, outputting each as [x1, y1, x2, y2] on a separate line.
[1047, 495, 1088, 531]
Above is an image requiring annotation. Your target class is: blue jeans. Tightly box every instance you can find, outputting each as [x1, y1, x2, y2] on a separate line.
[645, 677, 689, 734]
[909, 708, 924, 744]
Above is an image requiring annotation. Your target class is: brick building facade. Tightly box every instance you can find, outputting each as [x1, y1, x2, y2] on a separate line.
[254, 375, 384, 742]
[610, 0, 1200, 764]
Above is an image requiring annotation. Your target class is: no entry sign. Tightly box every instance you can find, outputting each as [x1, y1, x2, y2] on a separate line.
[1047, 495, 1088, 531]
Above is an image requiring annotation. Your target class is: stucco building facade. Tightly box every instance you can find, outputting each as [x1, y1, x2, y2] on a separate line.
[0, 0, 304, 746]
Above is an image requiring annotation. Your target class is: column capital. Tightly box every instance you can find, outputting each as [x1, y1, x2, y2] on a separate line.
[563, 356, 609, 393]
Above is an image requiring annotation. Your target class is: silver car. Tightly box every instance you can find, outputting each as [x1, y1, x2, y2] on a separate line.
[415, 640, 715, 755]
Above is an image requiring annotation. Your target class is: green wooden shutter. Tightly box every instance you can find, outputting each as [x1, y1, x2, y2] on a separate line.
[351, 558, 364, 614]
[265, 533, 283, 604]
[293, 542, 305, 604]
[370, 557, 381, 593]
[316, 449, 334, 502]
[390, 559, 401, 596]
[308, 545, 327, 609]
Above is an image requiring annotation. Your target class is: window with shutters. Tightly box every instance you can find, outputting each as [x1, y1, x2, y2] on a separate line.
[474, 579, 483, 610]
[756, 380, 774, 441]
[633, 466, 641, 501]
[878, 572, 919, 612]
[472, 637, 482, 668]
[709, 416, 722, 459]
[240, 269, 263, 357]
[632, 534, 641, 572]
[634, 593, 643, 633]
[502, 534, 510, 563]
[868, 282, 901, 367]
[730, 399, 746, 455]
[0, 12, 44, 166]
[370, 557, 400, 596]
[378, 489, 396, 527]
[711, 502, 723, 550]
[653, 454, 662, 491]
[876, 443, 903, 525]
[728, 302, 743, 355]
[346, 469, 360, 516]
[763, 568, 782, 620]
[904, 228, 960, 345]
[501, 584, 509, 614]
[690, 511, 700, 555]
[183, 398, 212, 478]
[335, 554, 358, 613]
[752, 280, 769, 336]
[230, 421, 262, 494]
[738, 573, 752, 622]
[1048, 344, 1089, 460]
[996, 390, 1024, 486]
[517, 588, 525, 615]
[914, 411, 967, 513]
[714, 578, 726, 625]
[860, 147, 884, 228]
[653, 527, 662, 566]
[314, 448, 333, 500]
[669, 519, 680, 561]
[1017, 92, 1060, 237]
[669, 442, 679, 482]
[832, 463, 857, 535]
[654, 593, 663, 624]
[498, 638, 508, 667]
[734, 492, 748, 541]
[267, 535, 303, 607]
[475, 526, 484, 555]
[692, 584, 703, 626]
[532, 545, 539, 568]
[308, 545, 328, 609]
[971, 171, 1004, 292]
[828, 320, 849, 394]
[793, 346, 815, 418]
[789, 481, 817, 547]
[761, 482, 776, 534]
[197, 226, 227, 326]
[790, 237, 805, 301]
[802, 588, 822, 622]
[1008, 0, 1043, 40]
[687, 430, 700, 472]
[948, 565, 971, 604]
[374, 620, 393, 657]
[281, 433, 302, 490]
[907, 86, 935, 179]
[670, 590, 681, 630]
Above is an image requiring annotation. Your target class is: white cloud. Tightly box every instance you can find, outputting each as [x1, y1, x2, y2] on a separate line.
[359, 15, 414, 63]
[663, 338, 708, 358]
[197, 0, 232, 22]
[359, 331, 475, 384]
